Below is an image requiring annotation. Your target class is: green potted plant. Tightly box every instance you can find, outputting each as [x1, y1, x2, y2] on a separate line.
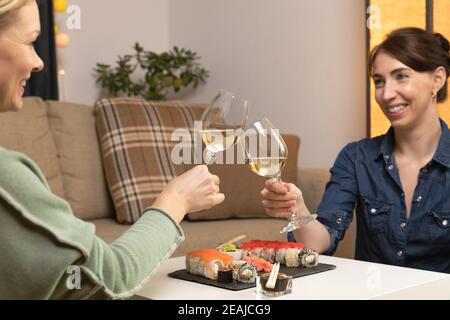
[94, 43, 209, 101]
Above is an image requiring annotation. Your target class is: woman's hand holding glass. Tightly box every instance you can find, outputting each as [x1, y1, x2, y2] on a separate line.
[244, 118, 316, 233]
[153, 165, 225, 223]
[261, 180, 315, 228]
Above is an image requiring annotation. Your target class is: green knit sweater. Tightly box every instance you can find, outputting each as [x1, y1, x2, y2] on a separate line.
[0, 148, 185, 299]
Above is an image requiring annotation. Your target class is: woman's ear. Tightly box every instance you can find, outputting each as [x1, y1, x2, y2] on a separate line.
[433, 66, 447, 92]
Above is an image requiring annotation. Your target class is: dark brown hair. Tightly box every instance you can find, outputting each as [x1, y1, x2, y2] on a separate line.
[369, 27, 450, 102]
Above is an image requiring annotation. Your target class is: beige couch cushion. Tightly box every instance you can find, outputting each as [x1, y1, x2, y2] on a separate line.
[187, 134, 300, 220]
[47, 101, 115, 220]
[297, 168, 331, 213]
[298, 167, 356, 259]
[0, 97, 65, 199]
[92, 217, 287, 257]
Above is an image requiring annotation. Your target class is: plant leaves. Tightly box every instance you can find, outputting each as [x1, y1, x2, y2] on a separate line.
[94, 43, 209, 101]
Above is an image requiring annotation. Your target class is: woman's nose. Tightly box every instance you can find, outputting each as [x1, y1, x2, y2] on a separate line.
[32, 52, 44, 72]
[382, 81, 397, 101]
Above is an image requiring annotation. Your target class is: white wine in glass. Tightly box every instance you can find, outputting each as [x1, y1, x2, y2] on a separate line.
[244, 118, 317, 234]
[248, 156, 287, 178]
[200, 128, 241, 156]
[200, 90, 249, 162]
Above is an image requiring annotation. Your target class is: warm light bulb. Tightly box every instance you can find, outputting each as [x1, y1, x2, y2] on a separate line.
[56, 33, 71, 48]
[53, 0, 68, 13]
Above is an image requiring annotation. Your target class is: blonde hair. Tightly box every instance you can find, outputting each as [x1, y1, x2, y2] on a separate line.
[0, 0, 34, 29]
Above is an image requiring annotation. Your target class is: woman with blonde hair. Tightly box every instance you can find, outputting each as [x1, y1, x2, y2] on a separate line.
[0, 0, 225, 299]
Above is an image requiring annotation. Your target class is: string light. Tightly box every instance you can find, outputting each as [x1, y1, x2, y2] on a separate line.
[54, 0, 68, 13]
[53, 0, 71, 101]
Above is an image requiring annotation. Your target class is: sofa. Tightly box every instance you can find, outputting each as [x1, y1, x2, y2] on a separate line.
[0, 97, 356, 259]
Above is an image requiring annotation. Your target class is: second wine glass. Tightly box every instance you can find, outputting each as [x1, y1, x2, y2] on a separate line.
[200, 90, 250, 162]
[244, 118, 317, 234]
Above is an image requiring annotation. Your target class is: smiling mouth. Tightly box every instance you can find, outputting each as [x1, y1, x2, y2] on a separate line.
[386, 103, 408, 115]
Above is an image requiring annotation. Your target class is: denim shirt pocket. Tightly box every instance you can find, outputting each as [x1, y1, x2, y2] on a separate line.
[428, 211, 450, 244]
[362, 197, 392, 234]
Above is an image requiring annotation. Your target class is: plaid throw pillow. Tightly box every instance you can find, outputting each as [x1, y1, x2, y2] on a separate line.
[94, 98, 205, 224]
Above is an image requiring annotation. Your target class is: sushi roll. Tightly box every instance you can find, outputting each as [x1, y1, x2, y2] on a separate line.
[252, 247, 264, 258]
[217, 267, 233, 284]
[198, 259, 207, 276]
[300, 249, 319, 268]
[237, 262, 257, 283]
[285, 248, 301, 267]
[240, 240, 305, 267]
[203, 259, 224, 280]
[185, 249, 233, 279]
[229, 260, 246, 280]
[185, 255, 191, 273]
[242, 248, 251, 258]
[243, 256, 273, 273]
[186, 256, 201, 275]
[275, 248, 286, 264]
[261, 248, 276, 263]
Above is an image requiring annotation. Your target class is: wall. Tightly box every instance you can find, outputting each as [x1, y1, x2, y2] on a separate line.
[56, 0, 169, 105]
[58, 0, 367, 169]
[169, 0, 367, 168]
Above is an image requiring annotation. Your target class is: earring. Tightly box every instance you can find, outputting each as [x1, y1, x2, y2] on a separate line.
[432, 90, 437, 99]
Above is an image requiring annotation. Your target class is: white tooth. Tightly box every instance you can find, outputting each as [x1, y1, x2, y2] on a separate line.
[389, 104, 407, 113]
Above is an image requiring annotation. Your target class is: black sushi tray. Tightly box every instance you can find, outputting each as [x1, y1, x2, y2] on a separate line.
[168, 263, 336, 291]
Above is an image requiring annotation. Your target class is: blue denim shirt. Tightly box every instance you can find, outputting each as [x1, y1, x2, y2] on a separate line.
[294, 119, 450, 273]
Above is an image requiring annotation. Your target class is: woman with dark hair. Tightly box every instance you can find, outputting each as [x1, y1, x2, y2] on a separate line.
[0, 0, 225, 299]
[262, 27, 450, 273]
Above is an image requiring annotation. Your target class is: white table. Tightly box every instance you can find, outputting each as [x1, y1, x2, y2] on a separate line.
[137, 255, 450, 300]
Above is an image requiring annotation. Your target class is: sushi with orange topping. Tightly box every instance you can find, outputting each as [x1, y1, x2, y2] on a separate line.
[185, 248, 233, 280]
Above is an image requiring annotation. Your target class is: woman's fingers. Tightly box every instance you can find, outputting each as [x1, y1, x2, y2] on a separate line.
[261, 188, 297, 201]
[211, 174, 220, 186]
[261, 180, 305, 219]
[262, 199, 297, 208]
[264, 207, 292, 219]
[265, 179, 288, 194]
[208, 192, 225, 207]
[211, 184, 220, 194]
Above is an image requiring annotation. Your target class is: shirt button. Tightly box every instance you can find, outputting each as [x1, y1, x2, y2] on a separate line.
[443, 219, 448, 226]
[384, 155, 390, 160]
[400, 222, 406, 229]
[397, 250, 403, 257]
[370, 208, 377, 214]
[336, 218, 342, 225]
[416, 196, 423, 202]
[387, 165, 394, 170]
[421, 168, 428, 173]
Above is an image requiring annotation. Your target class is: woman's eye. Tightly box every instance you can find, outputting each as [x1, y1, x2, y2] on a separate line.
[374, 79, 384, 87]
[396, 73, 408, 80]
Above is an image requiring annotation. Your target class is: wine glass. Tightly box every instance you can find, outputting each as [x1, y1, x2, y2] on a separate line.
[244, 118, 317, 234]
[200, 90, 250, 163]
